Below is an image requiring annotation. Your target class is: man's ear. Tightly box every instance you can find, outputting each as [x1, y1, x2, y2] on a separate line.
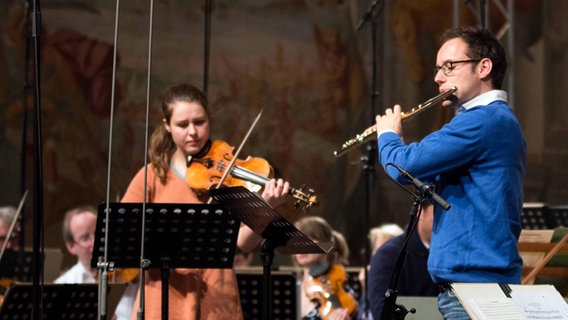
[66, 242, 78, 256]
[478, 58, 493, 80]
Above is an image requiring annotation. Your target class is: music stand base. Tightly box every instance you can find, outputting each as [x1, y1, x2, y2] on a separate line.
[161, 257, 170, 320]
[260, 239, 275, 320]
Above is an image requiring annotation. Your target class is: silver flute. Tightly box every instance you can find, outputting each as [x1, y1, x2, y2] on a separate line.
[333, 86, 457, 158]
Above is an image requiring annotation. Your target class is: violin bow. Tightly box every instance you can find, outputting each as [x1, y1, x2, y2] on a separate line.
[207, 107, 264, 203]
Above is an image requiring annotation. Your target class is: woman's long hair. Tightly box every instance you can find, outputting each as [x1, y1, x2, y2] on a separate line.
[294, 216, 350, 265]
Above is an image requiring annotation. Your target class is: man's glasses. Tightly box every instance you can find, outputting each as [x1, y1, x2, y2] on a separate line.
[433, 59, 481, 76]
[73, 232, 95, 248]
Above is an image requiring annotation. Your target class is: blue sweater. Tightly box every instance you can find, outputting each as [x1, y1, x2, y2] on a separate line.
[377, 100, 526, 284]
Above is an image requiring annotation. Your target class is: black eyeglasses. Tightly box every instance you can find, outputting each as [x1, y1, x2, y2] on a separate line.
[433, 59, 481, 76]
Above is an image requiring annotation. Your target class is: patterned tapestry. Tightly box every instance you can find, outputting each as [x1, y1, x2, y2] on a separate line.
[0, 0, 556, 269]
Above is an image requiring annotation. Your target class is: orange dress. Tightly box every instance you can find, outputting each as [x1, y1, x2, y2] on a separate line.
[122, 165, 243, 320]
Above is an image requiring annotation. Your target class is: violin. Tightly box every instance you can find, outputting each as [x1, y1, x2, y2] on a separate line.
[186, 140, 318, 211]
[105, 268, 139, 283]
[303, 263, 358, 319]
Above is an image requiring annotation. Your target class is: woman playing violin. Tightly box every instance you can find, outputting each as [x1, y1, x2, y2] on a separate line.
[294, 216, 358, 320]
[121, 83, 290, 320]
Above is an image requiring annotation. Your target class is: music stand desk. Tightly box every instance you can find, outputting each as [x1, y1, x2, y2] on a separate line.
[209, 186, 331, 320]
[0, 283, 126, 319]
[91, 202, 240, 320]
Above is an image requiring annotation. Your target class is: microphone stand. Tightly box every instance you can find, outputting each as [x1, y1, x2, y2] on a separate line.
[380, 163, 450, 319]
[18, 0, 33, 281]
[356, 2, 385, 318]
[203, 0, 212, 94]
[31, 1, 45, 320]
[379, 197, 422, 320]
[356, 0, 385, 31]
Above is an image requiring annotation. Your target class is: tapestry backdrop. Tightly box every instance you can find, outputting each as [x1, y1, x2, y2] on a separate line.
[1, 0, 565, 270]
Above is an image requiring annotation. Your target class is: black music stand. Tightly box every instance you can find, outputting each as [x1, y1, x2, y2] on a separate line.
[91, 203, 240, 320]
[548, 205, 568, 228]
[522, 203, 552, 229]
[237, 270, 298, 320]
[0, 248, 62, 283]
[0, 249, 33, 282]
[0, 283, 126, 319]
[209, 186, 332, 320]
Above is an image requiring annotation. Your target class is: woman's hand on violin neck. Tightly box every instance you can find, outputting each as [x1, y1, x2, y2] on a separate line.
[261, 178, 290, 208]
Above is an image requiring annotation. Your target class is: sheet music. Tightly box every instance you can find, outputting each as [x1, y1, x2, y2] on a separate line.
[468, 297, 525, 320]
[511, 285, 568, 320]
[452, 283, 568, 320]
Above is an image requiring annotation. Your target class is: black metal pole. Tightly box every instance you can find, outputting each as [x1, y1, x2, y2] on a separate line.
[203, 0, 211, 94]
[380, 199, 421, 320]
[18, 0, 34, 281]
[480, 0, 488, 29]
[261, 239, 275, 320]
[356, 1, 384, 317]
[31, 0, 44, 319]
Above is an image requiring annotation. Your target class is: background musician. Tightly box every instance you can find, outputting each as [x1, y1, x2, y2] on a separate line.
[0, 206, 19, 251]
[121, 83, 290, 320]
[293, 216, 358, 320]
[0, 205, 21, 299]
[357, 223, 403, 319]
[375, 26, 526, 319]
[55, 206, 98, 284]
[55, 205, 137, 320]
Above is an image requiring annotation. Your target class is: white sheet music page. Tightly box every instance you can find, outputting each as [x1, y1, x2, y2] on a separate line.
[468, 297, 525, 320]
[510, 285, 568, 320]
[452, 283, 568, 320]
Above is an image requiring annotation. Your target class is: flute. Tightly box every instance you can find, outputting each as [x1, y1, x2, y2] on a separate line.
[333, 87, 457, 158]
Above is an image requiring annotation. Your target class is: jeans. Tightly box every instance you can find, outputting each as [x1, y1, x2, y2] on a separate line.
[437, 290, 471, 320]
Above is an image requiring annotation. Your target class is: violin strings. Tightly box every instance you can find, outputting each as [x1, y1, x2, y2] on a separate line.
[210, 108, 264, 191]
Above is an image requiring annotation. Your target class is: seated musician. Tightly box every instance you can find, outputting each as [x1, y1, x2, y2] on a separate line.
[293, 216, 358, 320]
[0, 206, 19, 251]
[55, 205, 138, 320]
[0, 206, 21, 300]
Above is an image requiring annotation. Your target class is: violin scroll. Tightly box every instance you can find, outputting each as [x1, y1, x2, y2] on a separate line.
[291, 184, 318, 213]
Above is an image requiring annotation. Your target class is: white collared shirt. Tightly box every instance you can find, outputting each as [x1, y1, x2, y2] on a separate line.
[461, 89, 508, 111]
[53, 262, 96, 284]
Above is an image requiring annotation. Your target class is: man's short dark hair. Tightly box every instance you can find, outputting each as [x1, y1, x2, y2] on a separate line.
[441, 26, 507, 89]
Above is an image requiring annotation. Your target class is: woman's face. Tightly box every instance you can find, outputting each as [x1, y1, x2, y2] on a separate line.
[164, 100, 210, 157]
[294, 252, 327, 269]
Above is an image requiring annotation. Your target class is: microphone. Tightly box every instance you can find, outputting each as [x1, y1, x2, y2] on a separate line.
[388, 163, 451, 211]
